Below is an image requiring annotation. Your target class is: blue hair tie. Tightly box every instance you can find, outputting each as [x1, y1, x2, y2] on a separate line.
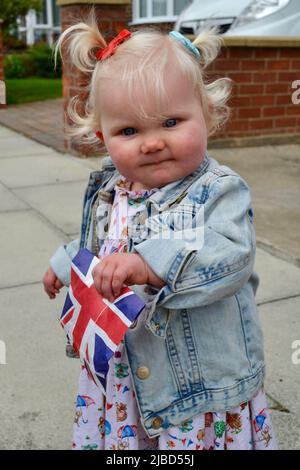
[169, 31, 201, 59]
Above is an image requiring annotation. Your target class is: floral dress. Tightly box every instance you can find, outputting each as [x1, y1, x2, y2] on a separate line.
[72, 178, 278, 451]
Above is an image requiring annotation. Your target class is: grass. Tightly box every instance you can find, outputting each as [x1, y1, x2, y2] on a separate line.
[5, 77, 62, 105]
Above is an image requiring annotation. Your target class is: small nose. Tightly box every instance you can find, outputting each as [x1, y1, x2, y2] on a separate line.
[141, 137, 165, 154]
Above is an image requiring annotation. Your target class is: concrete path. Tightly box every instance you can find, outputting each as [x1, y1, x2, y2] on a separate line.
[0, 99, 65, 153]
[0, 125, 299, 449]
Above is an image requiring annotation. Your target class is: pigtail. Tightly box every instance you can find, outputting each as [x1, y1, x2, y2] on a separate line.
[191, 28, 232, 136]
[192, 28, 223, 69]
[52, 7, 107, 153]
[54, 7, 106, 73]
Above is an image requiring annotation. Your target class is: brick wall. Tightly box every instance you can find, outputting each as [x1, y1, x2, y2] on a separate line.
[209, 38, 300, 143]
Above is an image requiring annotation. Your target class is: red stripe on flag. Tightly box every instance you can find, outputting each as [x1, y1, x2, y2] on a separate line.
[61, 307, 75, 326]
[95, 307, 128, 344]
[70, 269, 130, 352]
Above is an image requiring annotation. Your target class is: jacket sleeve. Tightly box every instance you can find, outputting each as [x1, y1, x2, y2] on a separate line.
[49, 239, 79, 287]
[133, 174, 256, 309]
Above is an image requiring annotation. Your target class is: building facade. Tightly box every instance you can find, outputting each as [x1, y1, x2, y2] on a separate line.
[18, 0, 190, 45]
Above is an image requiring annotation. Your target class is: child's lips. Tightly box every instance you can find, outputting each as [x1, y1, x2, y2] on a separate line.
[143, 157, 173, 166]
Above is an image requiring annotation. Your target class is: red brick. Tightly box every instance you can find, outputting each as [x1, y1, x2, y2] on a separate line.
[291, 60, 300, 70]
[279, 48, 300, 58]
[254, 48, 279, 59]
[275, 117, 297, 127]
[217, 48, 229, 60]
[267, 60, 291, 70]
[278, 72, 300, 82]
[215, 59, 241, 71]
[253, 71, 277, 83]
[241, 60, 266, 71]
[276, 94, 294, 105]
[265, 83, 290, 94]
[111, 21, 128, 32]
[228, 48, 254, 59]
[227, 121, 250, 132]
[262, 107, 284, 117]
[228, 72, 253, 84]
[248, 119, 274, 129]
[229, 96, 251, 107]
[286, 106, 300, 115]
[251, 95, 275, 106]
[239, 84, 264, 94]
[238, 108, 261, 119]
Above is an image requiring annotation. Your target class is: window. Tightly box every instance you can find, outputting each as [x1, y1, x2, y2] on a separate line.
[36, 0, 48, 25]
[52, 0, 61, 27]
[133, 0, 191, 24]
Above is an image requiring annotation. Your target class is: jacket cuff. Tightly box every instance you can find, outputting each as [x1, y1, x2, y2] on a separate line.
[134, 240, 197, 289]
[49, 239, 79, 286]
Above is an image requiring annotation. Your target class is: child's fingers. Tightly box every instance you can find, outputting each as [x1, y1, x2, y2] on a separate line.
[98, 262, 116, 302]
[54, 278, 63, 289]
[112, 267, 127, 297]
[44, 285, 56, 299]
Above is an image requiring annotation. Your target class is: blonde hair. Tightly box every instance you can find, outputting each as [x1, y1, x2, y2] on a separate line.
[54, 8, 231, 151]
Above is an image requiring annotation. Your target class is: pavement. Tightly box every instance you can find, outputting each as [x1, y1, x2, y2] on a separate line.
[0, 123, 300, 450]
[0, 99, 65, 153]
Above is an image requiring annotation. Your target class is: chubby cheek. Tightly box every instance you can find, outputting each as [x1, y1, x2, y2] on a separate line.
[106, 144, 137, 177]
[177, 129, 207, 165]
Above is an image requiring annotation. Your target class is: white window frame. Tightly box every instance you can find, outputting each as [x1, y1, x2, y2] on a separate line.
[131, 0, 179, 25]
[17, 0, 61, 45]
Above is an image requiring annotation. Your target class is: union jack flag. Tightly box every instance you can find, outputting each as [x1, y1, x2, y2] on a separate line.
[60, 248, 145, 395]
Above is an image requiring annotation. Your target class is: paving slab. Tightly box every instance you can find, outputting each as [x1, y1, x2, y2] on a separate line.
[212, 145, 300, 266]
[0, 135, 57, 158]
[268, 410, 300, 450]
[0, 210, 68, 289]
[0, 153, 91, 189]
[0, 127, 19, 139]
[259, 297, 300, 418]
[0, 284, 79, 450]
[78, 155, 103, 171]
[0, 183, 29, 212]
[255, 248, 300, 304]
[14, 181, 86, 236]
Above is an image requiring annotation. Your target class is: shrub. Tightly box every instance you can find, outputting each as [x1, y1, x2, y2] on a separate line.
[3, 33, 27, 52]
[27, 43, 61, 78]
[4, 54, 28, 78]
[4, 43, 62, 79]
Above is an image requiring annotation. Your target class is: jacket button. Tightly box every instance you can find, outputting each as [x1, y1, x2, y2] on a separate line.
[151, 416, 163, 430]
[136, 366, 150, 380]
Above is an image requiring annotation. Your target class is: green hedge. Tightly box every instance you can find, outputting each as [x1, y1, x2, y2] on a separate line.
[4, 43, 62, 79]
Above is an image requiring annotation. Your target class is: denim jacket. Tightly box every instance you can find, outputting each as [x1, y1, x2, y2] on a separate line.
[50, 154, 265, 438]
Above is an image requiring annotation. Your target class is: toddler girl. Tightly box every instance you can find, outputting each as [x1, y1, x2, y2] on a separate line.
[43, 10, 277, 450]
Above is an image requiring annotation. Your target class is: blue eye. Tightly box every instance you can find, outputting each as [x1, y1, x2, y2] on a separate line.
[164, 118, 177, 128]
[122, 128, 136, 136]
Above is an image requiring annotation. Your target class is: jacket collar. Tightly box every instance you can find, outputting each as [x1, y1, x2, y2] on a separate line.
[101, 154, 210, 209]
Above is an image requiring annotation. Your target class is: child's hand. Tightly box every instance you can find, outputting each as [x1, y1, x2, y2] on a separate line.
[43, 267, 64, 299]
[92, 253, 165, 302]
